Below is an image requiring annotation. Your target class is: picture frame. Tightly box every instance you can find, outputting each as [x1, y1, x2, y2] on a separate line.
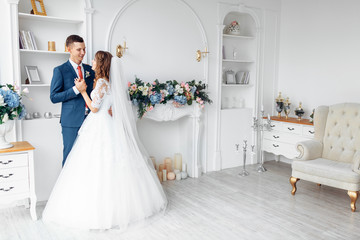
[25, 66, 41, 84]
[30, 0, 47, 16]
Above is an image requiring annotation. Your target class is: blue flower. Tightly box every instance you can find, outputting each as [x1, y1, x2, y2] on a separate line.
[132, 99, 139, 106]
[174, 95, 187, 105]
[150, 93, 162, 105]
[1, 89, 20, 108]
[18, 104, 26, 120]
[190, 86, 196, 95]
[166, 84, 175, 96]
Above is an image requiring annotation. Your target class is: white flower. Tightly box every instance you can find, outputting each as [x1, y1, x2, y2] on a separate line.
[85, 71, 90, 78]
[0, 95, 5, 106]
[161, 90, 169, 96]
[2, 113, 9, 123]
[143, 86, 149, 92]
[142, 90, 148, 96]
[138, 86, 144, 91]
[22, 87, 29, 94]
[175, 85, 181, 90]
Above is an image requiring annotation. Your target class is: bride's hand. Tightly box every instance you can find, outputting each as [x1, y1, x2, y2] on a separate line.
[108, 107, 112, 117]
[75, 78, 87, 93]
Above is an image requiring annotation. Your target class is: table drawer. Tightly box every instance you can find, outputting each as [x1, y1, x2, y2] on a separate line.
[267, 121, 282, 131]
[303, 126, 315, 137]
[0, 167, 28, 183]
[0, 180, 29, 196]
[0, 154, 28, 169]
[282, 123, 302, 135]
[263, 139, 299, 159]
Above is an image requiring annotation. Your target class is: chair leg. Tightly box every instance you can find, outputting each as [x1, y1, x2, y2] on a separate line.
[348, 191, 359, 212]
[290, 177, 300, 195]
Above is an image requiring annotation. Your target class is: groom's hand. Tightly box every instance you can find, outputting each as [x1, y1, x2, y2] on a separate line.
[75, 78, 87, 93]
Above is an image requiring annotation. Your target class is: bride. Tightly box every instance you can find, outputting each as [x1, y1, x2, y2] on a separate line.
[42, 51, 168, 230]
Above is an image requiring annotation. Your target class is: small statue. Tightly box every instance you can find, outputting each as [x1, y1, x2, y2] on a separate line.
[309, 109, 315, 123]
[295, 102, 305, 120]
[275, 92, 284, 118]
[284, 97, 291, 120]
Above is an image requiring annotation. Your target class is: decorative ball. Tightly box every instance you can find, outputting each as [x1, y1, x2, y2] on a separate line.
[167, 172, 176, 180]
[181, 171, 188, 179]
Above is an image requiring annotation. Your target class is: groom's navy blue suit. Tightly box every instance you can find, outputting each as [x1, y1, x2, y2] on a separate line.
[50, 60, 94, 166]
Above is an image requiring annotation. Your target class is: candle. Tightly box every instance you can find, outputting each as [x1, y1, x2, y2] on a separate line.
[167, 172, 176, 180]
[159, 164, 165, 172]
[174, 153, 182, 171]
[176, 172, 182, 180]
[157, 171, 163, 183]
[267, 114, 271, 121]
[164, 157, 172, 165]
[162, 169, 167, 182]
[150, 156, 156, 169]
[165, 162, 172, 173]
[182, 163, 187, 172]
[261, 105, 264, 112]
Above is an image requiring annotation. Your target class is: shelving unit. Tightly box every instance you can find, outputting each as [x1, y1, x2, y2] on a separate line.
[6, 0, 93, 201]
[215, 5, 261, 170]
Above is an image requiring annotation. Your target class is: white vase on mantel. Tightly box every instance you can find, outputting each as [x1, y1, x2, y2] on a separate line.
[0, 120, 14, 149]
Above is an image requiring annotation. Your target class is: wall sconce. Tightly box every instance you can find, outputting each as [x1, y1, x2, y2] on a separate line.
[116, 41, 128, 58]
[196, 47, 209, 62]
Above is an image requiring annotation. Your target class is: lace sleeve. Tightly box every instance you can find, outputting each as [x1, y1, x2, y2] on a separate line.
[91, 78, 109, 109]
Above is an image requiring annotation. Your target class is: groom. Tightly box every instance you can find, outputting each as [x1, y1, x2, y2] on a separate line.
[50, 35, 95, 166]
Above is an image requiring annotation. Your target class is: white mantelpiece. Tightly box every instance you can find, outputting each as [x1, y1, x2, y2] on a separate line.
[142, 101, 202, 178]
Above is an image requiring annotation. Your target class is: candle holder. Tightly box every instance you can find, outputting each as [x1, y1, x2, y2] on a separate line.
[252, 110, 272, 172]
[237, 140, 249, 176]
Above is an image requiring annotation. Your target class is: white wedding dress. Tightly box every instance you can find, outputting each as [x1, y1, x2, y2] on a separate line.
[42, 72, 167, 230]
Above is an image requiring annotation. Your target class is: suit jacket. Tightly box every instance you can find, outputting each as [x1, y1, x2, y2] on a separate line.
[50, 60, 95, 127]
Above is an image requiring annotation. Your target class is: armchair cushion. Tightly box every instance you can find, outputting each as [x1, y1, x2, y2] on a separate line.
[296, 140, 323, 161]
[293, 158, 360, 184]
[353, 151, 360, 174]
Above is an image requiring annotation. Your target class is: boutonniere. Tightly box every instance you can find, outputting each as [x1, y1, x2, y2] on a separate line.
[85, 71, 90, 78]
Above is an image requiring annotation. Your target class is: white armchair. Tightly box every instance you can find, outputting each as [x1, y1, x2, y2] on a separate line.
[290, 103, 360, 211]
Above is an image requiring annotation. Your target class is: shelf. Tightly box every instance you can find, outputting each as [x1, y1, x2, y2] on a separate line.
[21, 84, 50, 87]
[18, 13, 83, 24]
[221, 107, 252, 111]
[223, 59, 254, 63]
[222, 84, 253, 87]
[223, 34, 255, 39]
[20, 49, 70, 55]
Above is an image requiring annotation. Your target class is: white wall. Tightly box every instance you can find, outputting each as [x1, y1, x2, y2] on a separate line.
[278, 0, 360, 117]
[91, 0, 281, 172]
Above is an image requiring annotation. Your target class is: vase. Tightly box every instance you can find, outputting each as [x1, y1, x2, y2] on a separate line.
[0, 120, 14, 149]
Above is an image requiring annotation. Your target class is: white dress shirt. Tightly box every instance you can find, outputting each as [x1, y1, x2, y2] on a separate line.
[69, 59, 84, 95]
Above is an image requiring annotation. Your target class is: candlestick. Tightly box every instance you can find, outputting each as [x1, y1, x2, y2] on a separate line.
[174, 153, 182, 171]
[162, 169, 167, 182]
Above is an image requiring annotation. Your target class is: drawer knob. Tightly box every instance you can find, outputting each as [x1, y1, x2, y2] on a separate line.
[0, 187, 14, 192]
[0, 160, 13, 165]
[273, 144, 279, 148]
[272, 135, 280, 139]
[308, 130, 315, 134]
[287, 127, 295, 131]
[0, 173, 13, 178]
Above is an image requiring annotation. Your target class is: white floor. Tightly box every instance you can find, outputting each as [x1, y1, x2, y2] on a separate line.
[1, 161, 360, 240]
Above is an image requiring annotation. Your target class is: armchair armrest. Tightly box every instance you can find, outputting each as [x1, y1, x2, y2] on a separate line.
[352, 151, 360, 174]
[296, 140, 323, 161]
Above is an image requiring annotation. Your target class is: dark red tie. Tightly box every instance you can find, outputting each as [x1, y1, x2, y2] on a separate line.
[77, 65, 88, 111]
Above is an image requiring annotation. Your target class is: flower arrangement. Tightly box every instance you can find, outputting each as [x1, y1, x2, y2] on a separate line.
[128, 78, 212, 118]
[0, 84, 27, 124]
[225, 20, 240, 35]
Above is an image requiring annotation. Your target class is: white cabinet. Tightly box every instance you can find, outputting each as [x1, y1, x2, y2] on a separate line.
[215, 4, 261, 169]
[263, 117, 315, 159]
[0, 142, 36, 220]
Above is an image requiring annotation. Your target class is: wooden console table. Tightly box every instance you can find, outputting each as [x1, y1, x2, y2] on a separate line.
[0, 141, 37, 220]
